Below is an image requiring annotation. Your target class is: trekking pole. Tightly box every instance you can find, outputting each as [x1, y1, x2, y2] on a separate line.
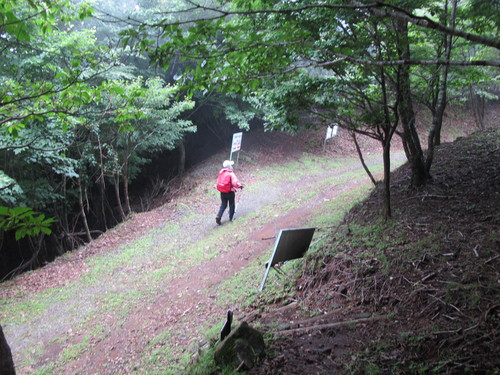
[235, 188, 243, 214]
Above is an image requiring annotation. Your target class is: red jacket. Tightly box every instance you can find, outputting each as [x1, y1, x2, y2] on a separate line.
[217, 168, 242, 193]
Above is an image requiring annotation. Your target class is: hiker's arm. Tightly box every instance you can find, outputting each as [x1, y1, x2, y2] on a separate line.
[232, 174, 243, 189]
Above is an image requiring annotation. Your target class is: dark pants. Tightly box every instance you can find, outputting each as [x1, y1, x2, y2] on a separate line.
[217, 191, 235, 221]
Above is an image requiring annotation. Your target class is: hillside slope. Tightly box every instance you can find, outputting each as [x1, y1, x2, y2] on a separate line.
[251, 128, 499, 374]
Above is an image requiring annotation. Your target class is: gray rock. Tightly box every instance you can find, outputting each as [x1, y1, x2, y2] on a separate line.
[214, 321, 265, 370]
[277, 323, 291, 330]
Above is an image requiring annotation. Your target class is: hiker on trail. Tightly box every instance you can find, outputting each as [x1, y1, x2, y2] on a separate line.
[215, 160, 243, 225]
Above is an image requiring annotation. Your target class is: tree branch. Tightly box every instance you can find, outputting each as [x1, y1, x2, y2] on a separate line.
[145, 1, 499, 50]
[327, 56, 500, 67]
[353, 1, 500, 50]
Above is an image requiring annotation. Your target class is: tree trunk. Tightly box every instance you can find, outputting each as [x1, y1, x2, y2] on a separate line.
[97, 134, 109, 230]
[96, 177, 107, 230]
[61, 175, 69, 237]
[0, 324, 15, 375]
[395, 19, 428, 187]
[378, 50, 398, 220]
[469, 85, 485, 129]
[123, 172, 131, 215]
[351, 131, 376, 186]
[3, 236, 44, 281]
[78, 179, 92, 243]
[123, 140, 132, 215]
[177, 140, 186, 177]
[382, 139, 391, 219]
[426, 0, 457, 173]
[114, 173, 126, 221]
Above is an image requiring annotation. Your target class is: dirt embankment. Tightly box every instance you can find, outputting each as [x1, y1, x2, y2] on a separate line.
[252, 128, 500, 374]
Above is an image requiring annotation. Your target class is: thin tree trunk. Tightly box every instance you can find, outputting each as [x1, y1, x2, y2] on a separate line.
[123, 140, 131, 215]
[97, 134, 108, 230]
[477, 95, 485, 129]
[351, 131, 376, 186]
[379, 61, 397, 219]
[78, 179, 92, 242]
[395, 19, 428, 187]
[426, 0, 457, 173]
[123, 171, 131, 215]
[61, 175, 69, 237]
[114, 173, 126, 221]
[469, 85, 485, 129]
[3, 235, 44, 280]
[98, 177, 108, 230]
[382, 140, 391, 219]
[177, 140, 186, 177]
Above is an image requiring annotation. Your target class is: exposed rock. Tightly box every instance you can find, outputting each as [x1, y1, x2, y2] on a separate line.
[214, 321, 265, 370]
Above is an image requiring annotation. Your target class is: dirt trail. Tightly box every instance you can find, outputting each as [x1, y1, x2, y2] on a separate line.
[1, 140, 407, 374]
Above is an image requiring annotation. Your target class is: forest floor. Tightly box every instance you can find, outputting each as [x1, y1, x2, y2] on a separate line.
[0, 107, 499, 375]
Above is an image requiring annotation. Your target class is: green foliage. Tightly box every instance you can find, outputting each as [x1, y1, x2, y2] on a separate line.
[129, 0, 498, 141]
[0, 0, 103, 132]
[0, 170, 24, 206]
[0, 206, 55, 240]
[0, 0, 200, 251]
[0, 119, 79, 212]
[462, 0, 500, 32]
[84, 76, 196, 185]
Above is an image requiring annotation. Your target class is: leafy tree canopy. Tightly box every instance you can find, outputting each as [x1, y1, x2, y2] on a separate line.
[0, 0, 196, 243]
[0, 0, 100, 135]
[121, 0, 498, 128]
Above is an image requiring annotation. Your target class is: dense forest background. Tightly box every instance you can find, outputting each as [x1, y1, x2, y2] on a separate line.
[0, 0, 251, 279]
[0, 0, 498, 279]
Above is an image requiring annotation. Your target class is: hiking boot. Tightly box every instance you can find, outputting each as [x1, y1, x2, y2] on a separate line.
[215, 216, 221, 225]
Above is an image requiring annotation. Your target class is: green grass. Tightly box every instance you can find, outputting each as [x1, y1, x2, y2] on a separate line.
[309, 184, 372, 228]
[142, 330, 180, 373]
[32, 363, 57, 375]
[213, 251, 271, 308]
[344, 219, 400, 252]
[0, 283, 81, 325]
[211, 183, 377, 310]
[60, 335, 91, 362]
[250, 154, 331, 184]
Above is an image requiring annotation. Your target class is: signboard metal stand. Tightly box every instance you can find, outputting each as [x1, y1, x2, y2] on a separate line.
[260, 227, 316, 292]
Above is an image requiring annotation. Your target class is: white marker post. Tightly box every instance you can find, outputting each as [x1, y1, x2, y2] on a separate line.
[229, 132, 243, 168]
[324, 124, 339, 151]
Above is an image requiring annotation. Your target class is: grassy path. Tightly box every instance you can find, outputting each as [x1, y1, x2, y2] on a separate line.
[0, 150, 406, 374]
